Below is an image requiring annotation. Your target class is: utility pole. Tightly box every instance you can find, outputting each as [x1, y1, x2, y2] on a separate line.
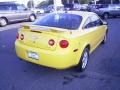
[78, 0, 80, 4]
[94, 0, 97, 4]
[94, 0, 99, 5]
[53, 0, 63, 12]
[53, 0, 57, 12]
[111, 0, 113, 4]
[27, 0, 34, 9]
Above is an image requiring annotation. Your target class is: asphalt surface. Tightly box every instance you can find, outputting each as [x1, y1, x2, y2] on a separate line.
[0, 18, 120, 90]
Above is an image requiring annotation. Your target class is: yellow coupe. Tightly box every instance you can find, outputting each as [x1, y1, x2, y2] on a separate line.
[15, 11, 108, 71]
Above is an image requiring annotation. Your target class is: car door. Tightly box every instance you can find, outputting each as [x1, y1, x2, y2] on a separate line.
[89, 15, 107, 48]
[16, 4, 30, 20]
[82, 17, 98, 50]
[82, 15, 106, 51]
[0, 4, 19, 22]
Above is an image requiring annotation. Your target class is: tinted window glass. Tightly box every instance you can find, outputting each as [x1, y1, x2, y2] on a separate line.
[0, 5, 7, 10]
[83, 18, 92, 29]
[0, 4, 16, 10]
[64, 4, 74, 10]
[8, 5, 17, 10]
[90, 15, 103, 26]
[17, 4, 26, 10]
[83, 15, 103, 29]
[100, 4, 108, 8]
[33, 13, 82, 30]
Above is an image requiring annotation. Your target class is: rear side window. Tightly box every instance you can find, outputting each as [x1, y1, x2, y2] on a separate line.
[82, 18, 92, 29]
[100, 4, 108, 8]
[0, 4, 17, 10]
[17, 4, 26, 10]
[90, 15, 103, 26]
[83, 14, 103, 29]
[33, 13, 82, 30]
[0, 5, 7, 10]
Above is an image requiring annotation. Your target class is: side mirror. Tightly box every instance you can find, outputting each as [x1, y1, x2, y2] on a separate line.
[103, 21, 107, 25]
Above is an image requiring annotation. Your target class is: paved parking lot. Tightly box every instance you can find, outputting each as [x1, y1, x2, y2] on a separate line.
[0, 18, 120, 90]
[0, 22, 31, 32]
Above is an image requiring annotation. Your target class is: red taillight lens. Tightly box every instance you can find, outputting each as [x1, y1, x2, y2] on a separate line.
[20, 34, 24, 40]
[59, 40, 69, 48]
[16, 33, 19, 39]
[48, 39, 55, 46]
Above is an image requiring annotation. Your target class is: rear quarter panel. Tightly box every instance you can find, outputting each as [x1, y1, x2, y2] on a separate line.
[67, 25, 107, 64]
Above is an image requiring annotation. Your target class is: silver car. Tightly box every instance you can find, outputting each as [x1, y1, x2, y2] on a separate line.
[0, 2, 36, 27]
[93, 4, 120, 19]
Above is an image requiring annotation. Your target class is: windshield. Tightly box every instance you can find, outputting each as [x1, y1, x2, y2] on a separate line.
[33, 13, 82, 30]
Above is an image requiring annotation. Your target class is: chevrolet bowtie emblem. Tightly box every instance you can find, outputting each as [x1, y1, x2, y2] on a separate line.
[31, 36, 38, 40]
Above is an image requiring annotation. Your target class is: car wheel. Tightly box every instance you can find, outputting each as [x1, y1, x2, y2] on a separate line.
[101, 33, 107, 44]
[0, 18, 7, 27]
[76, 48, 89, 72]
[29, 15, 36, 22]
[103, 13, 109, 19]
[113, 15, 117, 18]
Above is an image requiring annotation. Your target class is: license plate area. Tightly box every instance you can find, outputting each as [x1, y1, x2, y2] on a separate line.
[27, 51, 39, 60]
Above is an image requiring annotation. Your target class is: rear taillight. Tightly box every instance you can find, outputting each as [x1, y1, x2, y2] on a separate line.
[16, 33, 24, 40]
[16, 33, 19, 39]
[59, 40, 69, 48]
[20, 34, 24, 40]
[48, 39, 55, 46]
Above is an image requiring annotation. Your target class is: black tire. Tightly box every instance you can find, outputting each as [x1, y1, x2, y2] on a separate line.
[0, 18, 7, 27]
[29, 15, 36, 22]
[76, 48, 89, 72]
[103, 13, 109, 19]
[113, 15, 117, 18]
[101, 33, 107, 44]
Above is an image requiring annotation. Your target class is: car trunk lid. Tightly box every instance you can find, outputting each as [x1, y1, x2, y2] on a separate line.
[18, 25, 70, 51]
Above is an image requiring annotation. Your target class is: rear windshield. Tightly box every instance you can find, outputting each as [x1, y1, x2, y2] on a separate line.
[33, 13, 82, 30]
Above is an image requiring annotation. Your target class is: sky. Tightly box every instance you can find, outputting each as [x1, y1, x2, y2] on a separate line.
[0, 0, 45, 6]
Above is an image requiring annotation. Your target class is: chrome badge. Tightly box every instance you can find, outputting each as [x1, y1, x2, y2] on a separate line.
[31, 36, 38, 41]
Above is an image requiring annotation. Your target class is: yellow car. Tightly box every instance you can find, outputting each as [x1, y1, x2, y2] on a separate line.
[15, 11, 108, 71]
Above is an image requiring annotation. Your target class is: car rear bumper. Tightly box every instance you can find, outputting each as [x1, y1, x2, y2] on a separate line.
[15, 41, 81, 69]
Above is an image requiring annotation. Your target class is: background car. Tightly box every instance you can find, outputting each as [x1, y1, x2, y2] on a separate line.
[88, 4, 103, 12]
[73, 3, 81, 10]
[64, 4, 74, 10]
[36, 4, 54, 13]
[0, 2, 36, 27]
[15, 11, 108, 71]
[31, 8, 44, 15]
[92, 4, 120, 19]
[80, 4, 89, 11]
[63, 3, 81, 11]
